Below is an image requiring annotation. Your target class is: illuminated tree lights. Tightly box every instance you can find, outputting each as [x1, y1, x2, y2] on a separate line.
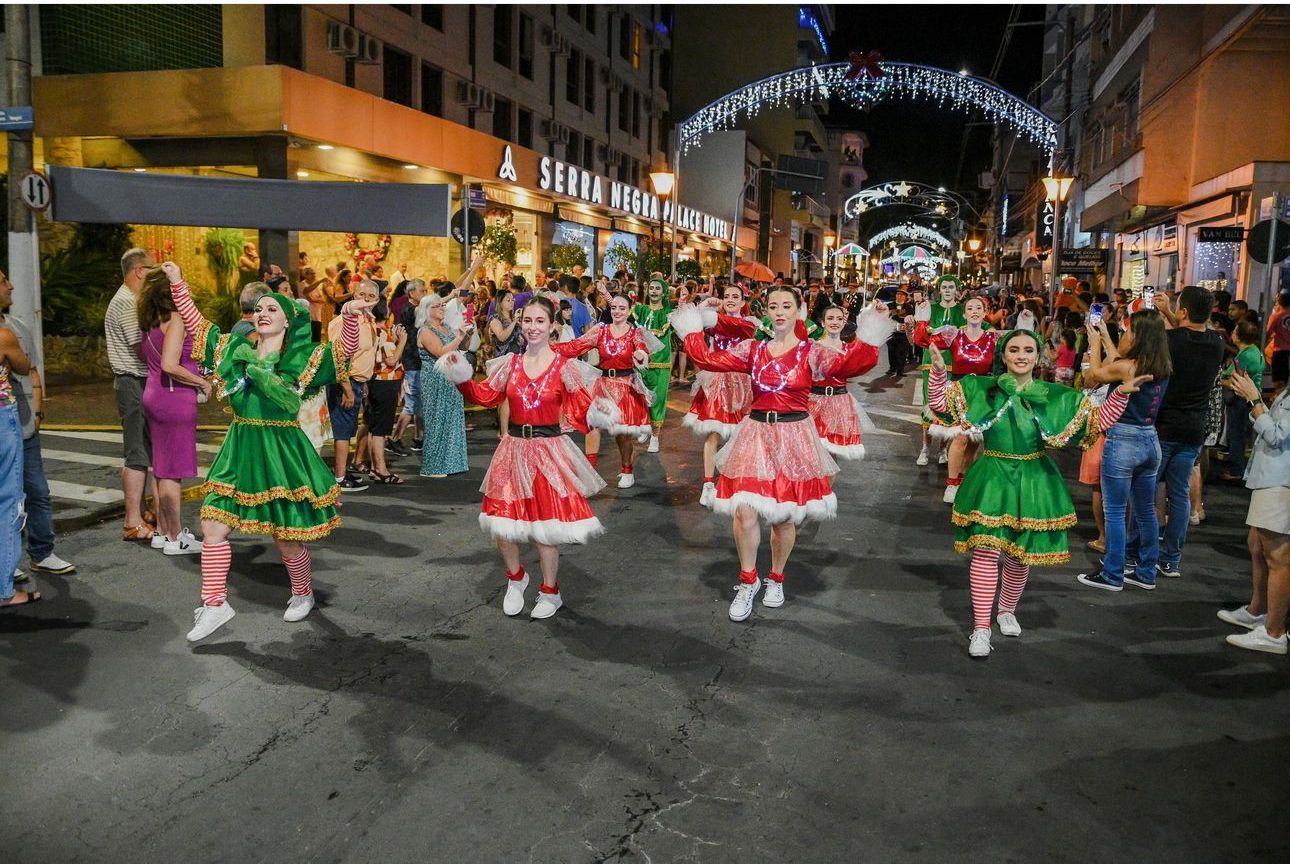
[678, 62, 1057, 155]
[869, 223, 954, 250]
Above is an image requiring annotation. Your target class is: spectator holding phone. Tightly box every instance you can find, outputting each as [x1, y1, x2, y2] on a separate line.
[1220, 317, 1268, 480]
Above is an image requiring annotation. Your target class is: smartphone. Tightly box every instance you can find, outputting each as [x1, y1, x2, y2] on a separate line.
[1141, 285, 1156, 304]
[1088, 302, 1105, 326]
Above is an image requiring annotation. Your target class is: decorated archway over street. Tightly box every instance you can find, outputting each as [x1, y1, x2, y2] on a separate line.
[868, 223, 954, 251]
[843, 180, 962, 221]
[678, 60, 1056, 157]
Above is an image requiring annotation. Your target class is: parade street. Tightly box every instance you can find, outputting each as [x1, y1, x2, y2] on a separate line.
[3, 369, 1285, 864]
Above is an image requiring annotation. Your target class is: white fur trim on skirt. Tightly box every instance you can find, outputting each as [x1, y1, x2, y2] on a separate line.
[926, 422, 967, 442]
[479, 513, 606, 545]
[821, 440, 866, 460]
[712, 490, 838, 526]
[682, 411, 741, 439]
[587, 397, 652, 440]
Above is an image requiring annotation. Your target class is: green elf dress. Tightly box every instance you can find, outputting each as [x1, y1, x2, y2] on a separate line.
[932, 351, 1121, 566]
[632, 292, 673, 430]
[179, 285, 350, 541]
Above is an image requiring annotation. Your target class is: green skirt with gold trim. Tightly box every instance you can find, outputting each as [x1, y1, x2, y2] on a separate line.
[951, 450, 1076, 565]
[200, 415, 341, 541]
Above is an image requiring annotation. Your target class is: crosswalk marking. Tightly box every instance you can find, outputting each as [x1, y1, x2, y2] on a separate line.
[46, 480, 125, 504]
[40, 430, 224, 454]
[39, 448, 212, 473]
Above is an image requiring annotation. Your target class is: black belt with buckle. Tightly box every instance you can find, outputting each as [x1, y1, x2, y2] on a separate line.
[601, 368, 635, 378]
[509, 423, 563, 439]
[811, 385, 843, 396]
[748, 410, 809, 424]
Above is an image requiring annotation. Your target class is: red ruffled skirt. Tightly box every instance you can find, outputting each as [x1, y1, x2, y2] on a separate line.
[479, 434, 606, 544]
[809, 391, 865, 460]
[684, 370, 752, 439]
[585, 375, 652, 439]
[712, 416, 838, 524]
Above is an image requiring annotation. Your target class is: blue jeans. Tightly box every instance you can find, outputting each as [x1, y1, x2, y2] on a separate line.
[22, 433, 55, 562]
[1100, 423, 1162, 585]
[1128, 439, 1201, 570]
[0, 404, 24, 599]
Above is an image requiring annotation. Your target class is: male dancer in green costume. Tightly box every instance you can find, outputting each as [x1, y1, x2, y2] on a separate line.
[916, 274, 967, 466]
[632, 277, 672, 453]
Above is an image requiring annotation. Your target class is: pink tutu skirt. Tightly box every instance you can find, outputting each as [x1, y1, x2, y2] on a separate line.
[809, 391, 865, 460]
[479, 434, 607, 545]
[712, 416, 838, 525]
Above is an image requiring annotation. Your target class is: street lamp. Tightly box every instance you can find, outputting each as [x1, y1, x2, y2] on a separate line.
[823, 233, 835, 282]
[650, 171, 675, 280]
[1043, 175, 1074, 302]
[966, 236, 982, 254]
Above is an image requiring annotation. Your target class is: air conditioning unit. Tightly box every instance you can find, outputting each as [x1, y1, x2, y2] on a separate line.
[476, 89, 496, 113]
[554, 34, 573, 57]
[605, 149, 623, 167]
[326, 21, 359, 58]
[557, 124, 572, 146]
[539, 25, 556, 49]
[597, 65, 613, 88]
[595, 144, 610, 163]
[356, 33, 382, 65]
[540, 118, 560, 141]
[455, 80, 482, 107]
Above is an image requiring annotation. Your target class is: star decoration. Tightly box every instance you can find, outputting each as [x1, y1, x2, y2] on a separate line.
[891, 181, 913, 198]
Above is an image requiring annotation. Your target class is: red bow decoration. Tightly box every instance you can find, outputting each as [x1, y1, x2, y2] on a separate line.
[846, 50, 884, 81]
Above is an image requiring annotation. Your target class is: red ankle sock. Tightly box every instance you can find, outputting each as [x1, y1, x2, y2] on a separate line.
[739, 568, 759, 585]
[539, 582, 559, 595]
[947, 476, 963, 487]
[621, 464, 633, 474]
[703, 475, 715, 485]
[768, 571, 785, 583]
[587, 453, 599, 467]
[506, 566, 526, 582]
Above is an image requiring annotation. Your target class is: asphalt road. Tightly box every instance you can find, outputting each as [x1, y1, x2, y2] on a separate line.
[3, 366, 1286, 863]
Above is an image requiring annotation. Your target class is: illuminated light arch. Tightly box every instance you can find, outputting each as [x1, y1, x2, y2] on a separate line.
[844, 180, 961, 222]
[869, 223, 954, 251]
[878, 244, 948, 271]
[678, 62, 1056, 157]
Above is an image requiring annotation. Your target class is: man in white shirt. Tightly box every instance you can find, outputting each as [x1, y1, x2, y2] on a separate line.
[105, 247, 157, 541]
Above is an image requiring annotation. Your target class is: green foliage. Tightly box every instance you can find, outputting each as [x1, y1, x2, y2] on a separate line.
[636, 238, 670, 280]
[604, 241, 638, 278]
[478, 220, 518, 267]
[204, 227, 246, 293]
[675, 258, 702, 281]
[549, 243, 588, 272]
[40, 222, 135, 337]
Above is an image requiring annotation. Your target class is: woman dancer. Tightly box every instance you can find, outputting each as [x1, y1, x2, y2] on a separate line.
[808, 304, 885, 460]
[552, 294, 662, 488]
[916, 275, 967, 467]
[683, 282, 758, 506]
[927, 329, 1148, 658]
[162, 262, 372, 642]
[913, 294, 997, 503]
[435, 296, 605, 619]
[633, 278, 673, 454]
[672, 288, 894, 622]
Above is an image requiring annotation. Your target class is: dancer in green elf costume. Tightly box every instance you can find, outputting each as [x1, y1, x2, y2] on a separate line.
[633, 277, 673, 453]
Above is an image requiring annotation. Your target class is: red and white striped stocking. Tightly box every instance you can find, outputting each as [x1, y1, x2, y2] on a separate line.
[200, 541, 232, 607]
[283, 547, 313, 597]
[998, 554, 1030, 614]
[968, 548, 1000, 630]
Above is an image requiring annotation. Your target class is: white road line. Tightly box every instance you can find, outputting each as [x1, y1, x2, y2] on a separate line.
[46, 480, 124, 504]
[41, 430, 223, 453]
[40, 448, 211, 472]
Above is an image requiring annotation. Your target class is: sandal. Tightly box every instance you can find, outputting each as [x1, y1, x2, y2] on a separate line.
[371, 471, 404, 485]
[0, 590, 42, 608]
[122, 522, 155, 542]
[1086, 539, 1107, 554]
[351, 462, 372, 477]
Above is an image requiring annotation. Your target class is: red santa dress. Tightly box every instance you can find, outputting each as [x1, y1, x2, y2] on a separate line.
[682, 309, 758, 439]
[552, 322, 661, 440]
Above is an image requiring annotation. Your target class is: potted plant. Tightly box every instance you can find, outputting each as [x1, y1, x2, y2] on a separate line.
[549, 243, 588, 272]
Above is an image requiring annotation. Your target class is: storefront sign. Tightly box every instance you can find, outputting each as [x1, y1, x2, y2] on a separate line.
[1059, 248, 1108, 271]
[1035, 197, 1055, 249]
[1198, 226, 1244, 243]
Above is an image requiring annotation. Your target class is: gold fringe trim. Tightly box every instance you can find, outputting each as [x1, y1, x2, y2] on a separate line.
[954, 535, 1070, 566]
[982, 448, 1042, 461]
[331, 340, 350, 383]
[1044, 396, 1094, 449]
[190, 320, 217, 365]
[296, 343, 330, 391]
[231, 416, 301, 428]
[952, 509, 1078, 531]
[200, 505, 342, 541]
[202, 480, 341, 509]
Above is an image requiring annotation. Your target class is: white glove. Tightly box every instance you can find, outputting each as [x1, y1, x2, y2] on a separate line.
[913, 300, 932, 323]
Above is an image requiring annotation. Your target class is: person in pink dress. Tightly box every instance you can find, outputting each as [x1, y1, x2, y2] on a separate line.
[671, 287, 894, 622]
[436, 296, 605, 620]
[809, 304, 884, 460]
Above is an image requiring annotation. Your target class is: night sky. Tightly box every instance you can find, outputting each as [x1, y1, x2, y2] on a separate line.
[828, 4, 1044, 203]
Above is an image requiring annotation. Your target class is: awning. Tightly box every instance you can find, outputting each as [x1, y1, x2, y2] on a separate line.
[486, 186, 554, 214]
[612, 217, 652, 235]
[557, 206, 613, 231]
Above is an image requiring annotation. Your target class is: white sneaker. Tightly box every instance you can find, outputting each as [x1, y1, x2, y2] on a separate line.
[164, 529, 203, 556]
[647, 434, 660, 453]
[283, 593, 315, 622]
[150, 533, 167, 550]
[531, 591, 563, 619]
[761, 578, 784, 608]
[617, 472, 635, 489]
[1225, 625, 1288, 655]
[968, 627, 993, 658]
[942, 484, 958, 504]
[997, 612, 1021, 637]
[916, 446, 930, 467]
[186, 603, 235, 642]
[938, 449, 948, 465]
[31, 554, 76, 574]
[1189, 511, 1201, 526]
[503, 574, 530, 616]
[699, 481, 717, 508]
[728, 579, 762, 622]
[1217, 605, 1268, 630]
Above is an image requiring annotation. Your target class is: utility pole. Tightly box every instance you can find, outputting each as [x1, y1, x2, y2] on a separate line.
[6, 4, 41, 380]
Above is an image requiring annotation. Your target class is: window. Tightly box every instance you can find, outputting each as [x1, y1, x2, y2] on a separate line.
[584, 138, 595, 171]
[517, 108, 533, 148]
[384, 45, 413, 107]
[618, 158, 630, 183]
[660, 49, 671, 95]
[566, 48, 582, 104]
[264, 5, 303, 70]
[390, 5, 412, 15]
[518, 14, 534, 79]
[493, 96, 513, 142]
[618, 85, 631, 132]
[420, 62, 442, 116]
[619, 14, 633, 60]
[493, 6, 513, 68]
[632, 91, 641, 138]
[631, 21, 642, 69]
[568, 6, 582, 24]
[584, 56, 595, 111]
[421, 5, 442, 30]
[585, 6, 596, 33]
[568, 131, 582, 167]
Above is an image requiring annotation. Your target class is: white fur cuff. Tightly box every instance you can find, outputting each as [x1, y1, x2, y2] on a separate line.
[434, 351, 473, 384]
[854, 307, 898, 347]
[670, 305, 706, 339]
[700, 306, 718, 331]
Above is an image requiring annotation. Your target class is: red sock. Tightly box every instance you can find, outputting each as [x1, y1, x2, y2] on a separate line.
[947, 476, 963, 487]
[539, 582, 559, 595]
[507, 566, 526, 582]
[587, 453, 599, 467]
[739, 568, 759, 585]
[200, 541, 232, 607]
[703, 475, 714, 485]
[768, 571, 785, 583]
[621, 464, 633, 474]
[283, 547, 312, 596]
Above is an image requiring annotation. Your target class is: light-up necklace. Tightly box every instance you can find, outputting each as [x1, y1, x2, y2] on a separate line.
[600, 322, 634, 357]
[513, 352, 561, 410]
[751, 340, 807, 394]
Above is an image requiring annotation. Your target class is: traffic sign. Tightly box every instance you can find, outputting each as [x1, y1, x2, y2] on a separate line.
[468, 187, 487, 209]
[0, 106, 33, 131]
[1246, 219, 1290, 264]
[19, 170, 51, 211]
[450, 207, 485, 245]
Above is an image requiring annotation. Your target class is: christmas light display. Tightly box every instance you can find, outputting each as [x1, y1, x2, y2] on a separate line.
[678, 61, 1057, 156]
[843, 180, 962, 222]
[869, 223, 954, 250]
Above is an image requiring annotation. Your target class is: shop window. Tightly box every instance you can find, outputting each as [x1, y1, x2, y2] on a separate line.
[517, 108, 533, 148]
[493, 6, 513, 69]
[421, 6, 442, 30]
[584, 56, 596, 112]
[618, 86, 631, 133]
[420, 62, 443, 117]
[384, 46, 414, 107]
[494, 96, 513, 142]
[632, 91, 641, 138]
[566, 48, 582, 104]
[518, 14, 534, 80]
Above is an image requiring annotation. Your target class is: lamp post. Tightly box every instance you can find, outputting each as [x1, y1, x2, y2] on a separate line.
[966, 236, 982, 285]
[1042, 174, 1074, 305]
[823, 232, 835, 283]
[650, 170, 675, 280]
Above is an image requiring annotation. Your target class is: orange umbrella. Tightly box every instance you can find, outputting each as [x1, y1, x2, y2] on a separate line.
[734, 261, 775, 282]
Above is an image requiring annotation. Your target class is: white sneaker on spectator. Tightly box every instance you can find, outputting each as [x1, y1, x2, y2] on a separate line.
[968, 628, 993, 658]
[503, 574, 529, 616]
[729, 579, 761, 622]
[762, 578, 784, 608]
[647, 434, 660, 453]
[186, 604, 235, 642]
[997, 612, 1022, 637]
[31, 554, 76, 574]
[151, 533, 167, 550]
[164, 529, 203, 556]
[1225, 625, 1287, 655]
[1217, 605, 1267, 630]
[531, 591, 563, 619]
[283, 593, 315, 622]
